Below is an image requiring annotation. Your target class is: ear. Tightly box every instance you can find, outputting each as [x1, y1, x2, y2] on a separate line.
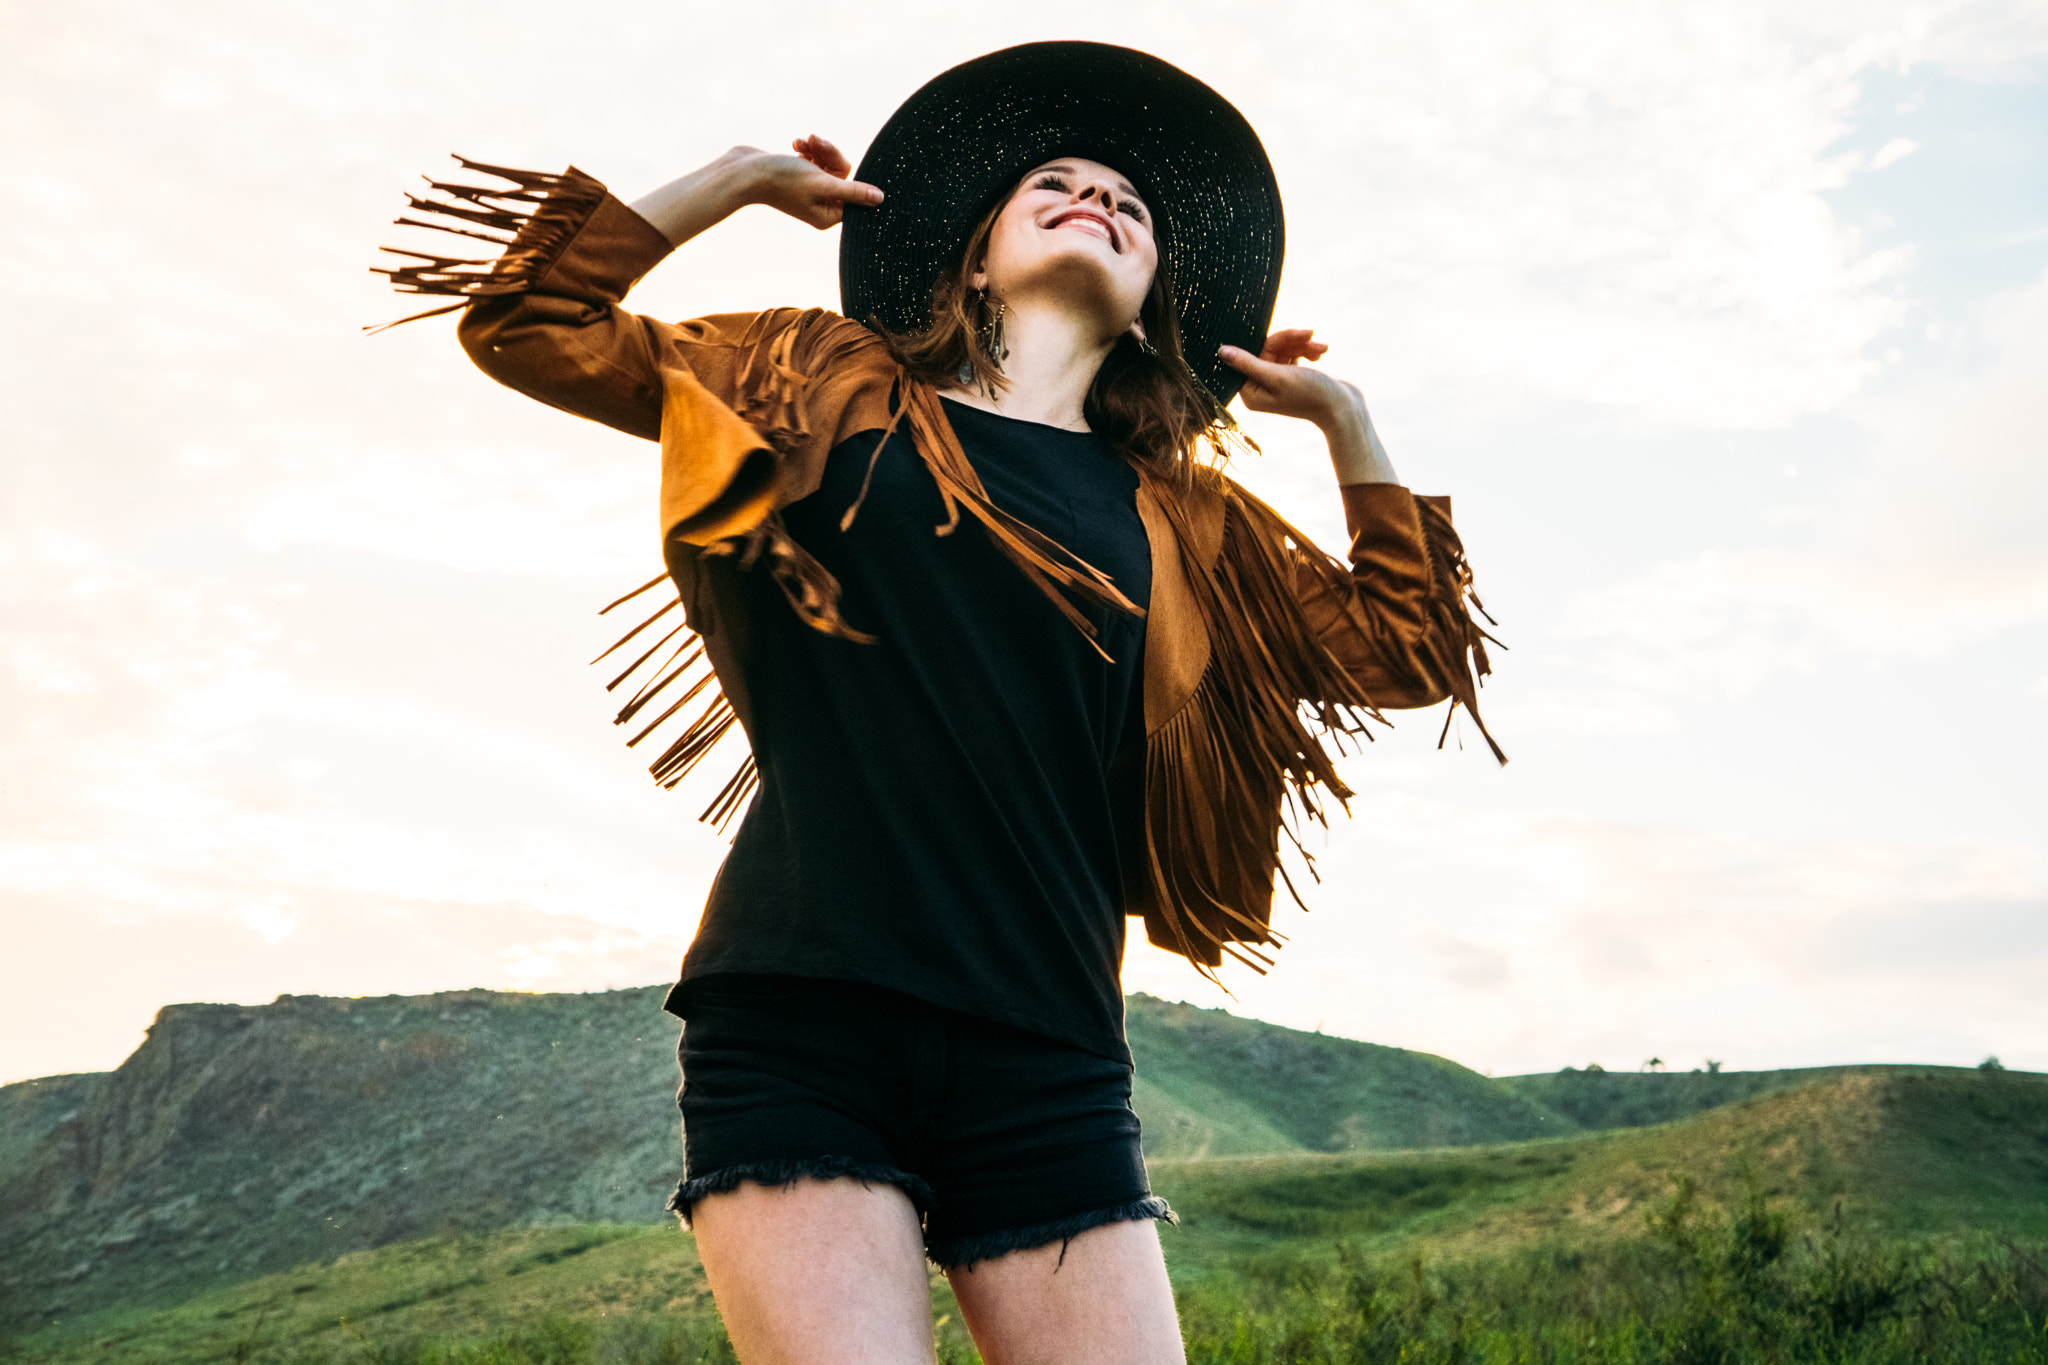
[1127, 320, 1148, 345]
[969, 265, 990, 292]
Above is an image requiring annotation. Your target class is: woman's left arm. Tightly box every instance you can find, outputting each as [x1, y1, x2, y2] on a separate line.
[1219, 335, 1503, 761]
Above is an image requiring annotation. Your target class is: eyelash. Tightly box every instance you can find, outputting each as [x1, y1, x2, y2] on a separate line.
[1033, 175, 1147, 224]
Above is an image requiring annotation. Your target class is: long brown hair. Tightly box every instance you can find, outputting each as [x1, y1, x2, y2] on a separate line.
[879, 186, 1242, 486]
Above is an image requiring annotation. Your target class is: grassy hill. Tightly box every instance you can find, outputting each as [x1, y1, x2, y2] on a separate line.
[7, 1066, 2043, 1364]
[1495, 1062, 1975, 1132]
[0, 985, 1577, 1336]
[4, 981, 2042, 1360]
[1152, 1067, 2048, 1269]
[1125, 996, 1570, 1157]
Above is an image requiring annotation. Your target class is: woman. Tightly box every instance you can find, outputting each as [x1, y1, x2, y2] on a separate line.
[378, 41, 1496, 1365]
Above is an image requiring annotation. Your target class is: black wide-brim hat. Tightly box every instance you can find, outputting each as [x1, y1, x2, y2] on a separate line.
[840, 41, 1283, 406]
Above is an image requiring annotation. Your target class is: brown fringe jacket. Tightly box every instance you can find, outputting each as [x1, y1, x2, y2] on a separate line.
[377, 160, 1502, 978]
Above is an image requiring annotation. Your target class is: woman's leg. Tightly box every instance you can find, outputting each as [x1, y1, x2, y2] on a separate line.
[691, 1176, 937, 1365]
[944, 1217, 1184, 1365]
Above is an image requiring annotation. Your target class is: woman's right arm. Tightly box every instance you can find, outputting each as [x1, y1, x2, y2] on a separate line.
[376, 143, 880, 442]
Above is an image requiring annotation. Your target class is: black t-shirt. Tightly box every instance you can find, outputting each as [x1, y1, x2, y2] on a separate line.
[667, 398, 1152, 1061]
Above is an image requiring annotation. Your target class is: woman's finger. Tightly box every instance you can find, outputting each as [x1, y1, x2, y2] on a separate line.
[792, 135, 853, 179]
[790, 176, 885, 229]
[1260, 329, 1328, 364]
[826, 178, 885, 207]
[1218, 344, 1292, 382]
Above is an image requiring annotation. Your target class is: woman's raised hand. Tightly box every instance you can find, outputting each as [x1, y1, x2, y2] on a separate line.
[1217, 330, 1361, 430]
[742, 136, 885, 229]
[1218, 330, 1398, 483]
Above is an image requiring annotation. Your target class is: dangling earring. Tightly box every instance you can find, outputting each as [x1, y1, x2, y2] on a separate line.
[1137, 335, 1159, 357]
[977, 287, 1009, 366]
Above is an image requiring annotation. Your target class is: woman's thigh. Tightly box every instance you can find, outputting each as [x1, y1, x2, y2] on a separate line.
[944, 1218, 1184, 1365]
[691, 1176, 935, 1365]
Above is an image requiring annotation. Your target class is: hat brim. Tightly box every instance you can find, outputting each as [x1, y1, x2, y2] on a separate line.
[840, 42, 1283, 407]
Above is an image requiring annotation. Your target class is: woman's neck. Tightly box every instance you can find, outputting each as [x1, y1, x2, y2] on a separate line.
[939, 302, 1116, 431]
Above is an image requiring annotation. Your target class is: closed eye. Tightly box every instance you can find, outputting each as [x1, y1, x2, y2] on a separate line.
[1033, 174, 1148, 224]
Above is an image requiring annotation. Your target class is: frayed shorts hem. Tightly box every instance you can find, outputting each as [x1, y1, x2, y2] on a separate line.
[927, 1195, 1176, 1270]
[667, 1161, 1172, 1269]
[666, 1156, 935, 1227]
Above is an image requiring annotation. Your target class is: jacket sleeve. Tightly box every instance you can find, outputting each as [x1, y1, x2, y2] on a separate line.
[374, 159, 887, 548]
[1233, 477, 1503, 759]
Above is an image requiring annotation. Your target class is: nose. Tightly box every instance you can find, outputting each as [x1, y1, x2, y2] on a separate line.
[1078, 182, 1118, 217]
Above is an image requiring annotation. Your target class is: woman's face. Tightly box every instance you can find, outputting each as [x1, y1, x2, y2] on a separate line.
[974, 159, 1158, 339]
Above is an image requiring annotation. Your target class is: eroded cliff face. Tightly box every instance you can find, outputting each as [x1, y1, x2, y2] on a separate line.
[0, 987, 683, 1329]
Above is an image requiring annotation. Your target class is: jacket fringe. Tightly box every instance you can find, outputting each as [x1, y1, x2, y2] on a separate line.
[1135, 479, 1393, 977]
[702, 512, 876, 645]
[593, 577, 758, 827]
[365, 157, 607, 333]
[1414, 497, 1506, 763]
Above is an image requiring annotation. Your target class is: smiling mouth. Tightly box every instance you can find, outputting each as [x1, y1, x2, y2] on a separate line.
[1044, 209, 1120, 252]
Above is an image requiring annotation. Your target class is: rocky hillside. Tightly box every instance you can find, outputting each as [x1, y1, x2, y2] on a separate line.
[0, 987, 683, 1331]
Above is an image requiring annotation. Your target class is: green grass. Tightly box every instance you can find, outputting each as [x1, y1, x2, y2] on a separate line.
[2, 1225, 687, 1364]
[1176, 1192, 2048, 1363]
[7, 1032, 2044, 1363]
[0, 1222, 992, 1365]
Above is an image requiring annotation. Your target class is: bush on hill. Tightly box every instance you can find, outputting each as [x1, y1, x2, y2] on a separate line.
[1176, 1179, 2048, 1364]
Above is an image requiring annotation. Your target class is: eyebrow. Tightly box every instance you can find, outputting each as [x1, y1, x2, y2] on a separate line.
[1031, 162, 1144, 203]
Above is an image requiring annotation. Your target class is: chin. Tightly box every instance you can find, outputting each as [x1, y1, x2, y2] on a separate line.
[1002, 244, 1151, 320]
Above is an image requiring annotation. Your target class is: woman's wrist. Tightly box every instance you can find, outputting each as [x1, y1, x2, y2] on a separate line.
[1318, 394, 1399, 485]
[628, 149, 765, 248]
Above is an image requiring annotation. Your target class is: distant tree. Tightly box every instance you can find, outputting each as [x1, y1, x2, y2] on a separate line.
[1642, 1057, 1666, 1072]
[1705, 1059, 1723, 1074]
[1979, 1056, 2006, 1072]
[1585, 1062, 1605, 1073]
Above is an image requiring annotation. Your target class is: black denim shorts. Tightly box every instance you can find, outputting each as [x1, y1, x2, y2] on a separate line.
[667, 974, 1172, 1268]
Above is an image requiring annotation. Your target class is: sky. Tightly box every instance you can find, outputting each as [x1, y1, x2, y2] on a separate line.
[3, 0, 2046, 1086]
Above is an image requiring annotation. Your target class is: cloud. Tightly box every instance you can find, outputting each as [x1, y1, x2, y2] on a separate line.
[243, 904, 300, 945]
[1250, 0, 1960, 428]
[1548, 265, 2048, 705]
